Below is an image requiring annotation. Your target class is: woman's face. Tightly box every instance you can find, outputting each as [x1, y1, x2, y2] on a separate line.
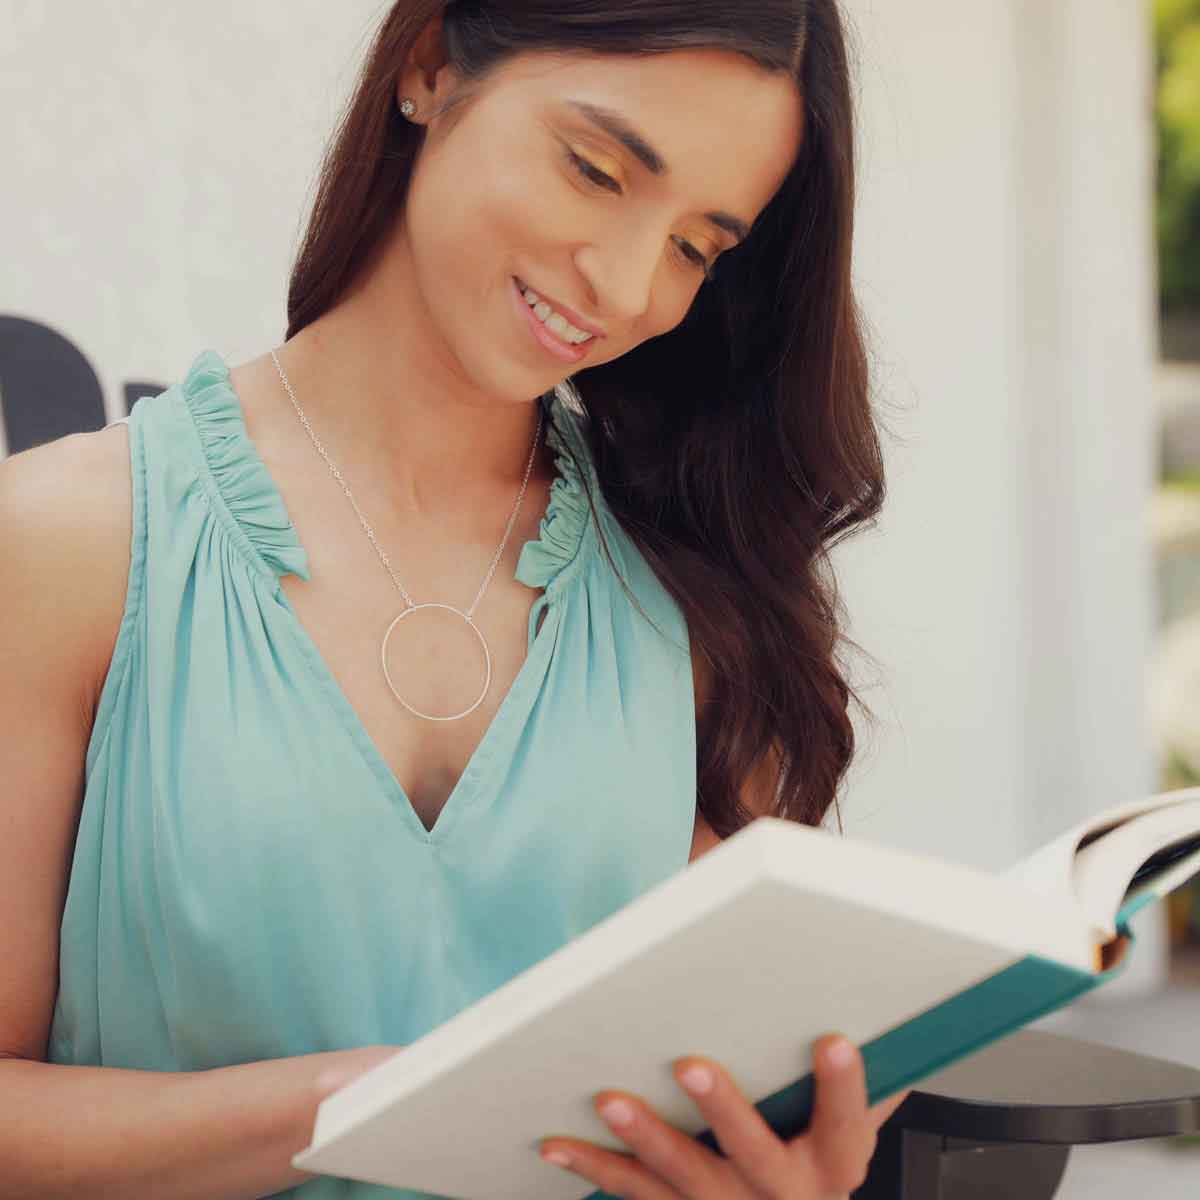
[399, 45, 804, 400]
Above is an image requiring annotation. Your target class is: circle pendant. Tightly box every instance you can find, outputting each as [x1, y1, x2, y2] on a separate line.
[380, 603, 492, 722]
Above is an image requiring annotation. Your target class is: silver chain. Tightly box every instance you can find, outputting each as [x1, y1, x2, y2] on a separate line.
[269, 348, 543, 619]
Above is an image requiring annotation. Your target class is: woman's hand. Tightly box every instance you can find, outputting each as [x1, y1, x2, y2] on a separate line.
[538, 1033, 910, 1199]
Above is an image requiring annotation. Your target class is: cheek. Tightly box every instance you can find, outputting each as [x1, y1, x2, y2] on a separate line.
[485, 136, 588, 255]
[406, 124, 700, 340]
[408, 129, 566, 285]
[406, 154, 491, 278]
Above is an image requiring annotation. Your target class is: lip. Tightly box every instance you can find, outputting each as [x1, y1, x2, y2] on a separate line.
[513, 276, 607, 340]
[510, 276, 600, 365]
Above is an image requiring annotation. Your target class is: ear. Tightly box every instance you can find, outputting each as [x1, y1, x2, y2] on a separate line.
[395, 13, 460, 123]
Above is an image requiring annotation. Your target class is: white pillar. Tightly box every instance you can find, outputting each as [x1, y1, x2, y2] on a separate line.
[1015, 0, 1164, 996]
[1014, 0, 1158, 847]
[837, 0, 1163, 986]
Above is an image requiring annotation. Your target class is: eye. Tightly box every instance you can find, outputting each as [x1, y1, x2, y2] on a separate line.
[671, 235, 717, 280]
[565, 148, 622, 194]
[563, 146, 716, 281]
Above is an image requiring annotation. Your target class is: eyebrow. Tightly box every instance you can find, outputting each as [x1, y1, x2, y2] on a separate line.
[564, 99, 752, 243]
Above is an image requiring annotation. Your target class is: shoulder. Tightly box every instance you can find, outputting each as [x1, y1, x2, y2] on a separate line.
[0, 423, 134, 717]
[0, 423, 133, 577]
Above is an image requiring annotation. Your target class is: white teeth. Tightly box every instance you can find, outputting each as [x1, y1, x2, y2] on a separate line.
[519, 282, 594, 345]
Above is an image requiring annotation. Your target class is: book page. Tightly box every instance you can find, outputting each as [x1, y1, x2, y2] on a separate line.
[1001, 787, 1200, 921]
[1117, 844, 1200, 926]
[1070, 801, 1200, 936]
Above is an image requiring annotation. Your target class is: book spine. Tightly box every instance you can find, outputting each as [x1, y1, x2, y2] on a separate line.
[766, 923, 1135, 1146]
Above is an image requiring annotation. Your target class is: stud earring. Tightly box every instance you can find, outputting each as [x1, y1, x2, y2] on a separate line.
[399, 97, 417, 119]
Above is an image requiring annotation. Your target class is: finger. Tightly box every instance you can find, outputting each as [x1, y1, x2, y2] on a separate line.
[797, 1034, 878, 1197]
[578, 1089, 746, 1200]
[670, 1057, 794, 1197]
[538, 1136, 683, 1200]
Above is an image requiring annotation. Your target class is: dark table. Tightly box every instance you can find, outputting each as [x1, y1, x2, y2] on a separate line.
[854, 1029, 1200, 1199]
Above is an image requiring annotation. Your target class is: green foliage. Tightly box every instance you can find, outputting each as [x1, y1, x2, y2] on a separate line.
[1156, 0, 1200, 310]
[1163, 748, 1200, 789]
[1161, 470, 1200, 489]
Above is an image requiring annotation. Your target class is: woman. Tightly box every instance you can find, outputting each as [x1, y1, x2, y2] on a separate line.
[0, 1, 906, 1196]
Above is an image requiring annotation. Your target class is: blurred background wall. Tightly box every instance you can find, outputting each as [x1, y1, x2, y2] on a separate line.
[0, 4, 1177, 965]
[834, 0, 1167, 985]
[834, 0, 1159, 869]
[1, 4, 385, 448]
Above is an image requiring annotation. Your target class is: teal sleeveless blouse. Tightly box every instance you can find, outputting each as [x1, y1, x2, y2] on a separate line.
[47, 349, 697, 1198]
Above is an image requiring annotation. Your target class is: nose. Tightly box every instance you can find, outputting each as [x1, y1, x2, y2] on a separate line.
[574, 225, 663, 325]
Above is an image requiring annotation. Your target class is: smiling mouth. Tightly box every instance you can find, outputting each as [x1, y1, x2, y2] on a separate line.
[513, 276, 601, 346]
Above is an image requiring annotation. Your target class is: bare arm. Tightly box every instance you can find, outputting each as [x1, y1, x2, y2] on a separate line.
[0, 1049, 394, 1200]
[0, 427, 395, 1199]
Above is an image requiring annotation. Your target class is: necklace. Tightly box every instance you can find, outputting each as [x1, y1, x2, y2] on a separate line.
[270, 348, 544, 723]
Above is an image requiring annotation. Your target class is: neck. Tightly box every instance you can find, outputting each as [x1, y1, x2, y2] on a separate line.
[278, 222, 554, 521]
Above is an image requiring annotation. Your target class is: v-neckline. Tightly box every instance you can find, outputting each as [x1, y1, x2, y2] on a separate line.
[277, 578, 559, 844]
[185, 349, 588, 847]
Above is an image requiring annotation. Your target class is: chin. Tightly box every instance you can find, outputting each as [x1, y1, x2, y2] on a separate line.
[472, 354, 554, 408]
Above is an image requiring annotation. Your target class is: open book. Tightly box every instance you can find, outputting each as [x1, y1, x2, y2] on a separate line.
[292, 787, 1200, 1200]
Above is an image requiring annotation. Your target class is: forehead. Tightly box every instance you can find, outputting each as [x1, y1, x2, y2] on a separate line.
[486, 48, 804, 220]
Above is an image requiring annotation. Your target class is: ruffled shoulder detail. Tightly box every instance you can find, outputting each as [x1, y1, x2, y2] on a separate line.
[180, 349, 311, 582]
[514, 389, 599, 593]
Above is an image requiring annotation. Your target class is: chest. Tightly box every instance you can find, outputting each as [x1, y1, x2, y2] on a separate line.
[279, 558, 714, 855]
[277, 487, 554, 834]
[234, 366, 706, 845]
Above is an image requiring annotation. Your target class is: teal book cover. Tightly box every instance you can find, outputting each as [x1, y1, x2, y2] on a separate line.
[587, 912, 1140, 1199]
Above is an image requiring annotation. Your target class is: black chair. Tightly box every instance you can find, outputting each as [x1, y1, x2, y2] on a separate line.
[854, 1029, 1200, 1198]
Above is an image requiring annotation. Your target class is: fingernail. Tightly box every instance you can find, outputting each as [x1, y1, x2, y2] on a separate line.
[542, 1148, 573, 1168]
[825, 1038, 855, 1068]
[678, 1064, 714, 1095]
[598, 1098, 636, 1128]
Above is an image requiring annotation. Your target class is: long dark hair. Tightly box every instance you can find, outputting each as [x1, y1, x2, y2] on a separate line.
[285, 0, 886, 838]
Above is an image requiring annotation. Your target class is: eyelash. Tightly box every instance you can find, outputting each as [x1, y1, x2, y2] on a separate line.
[563, 148, 716, 281]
